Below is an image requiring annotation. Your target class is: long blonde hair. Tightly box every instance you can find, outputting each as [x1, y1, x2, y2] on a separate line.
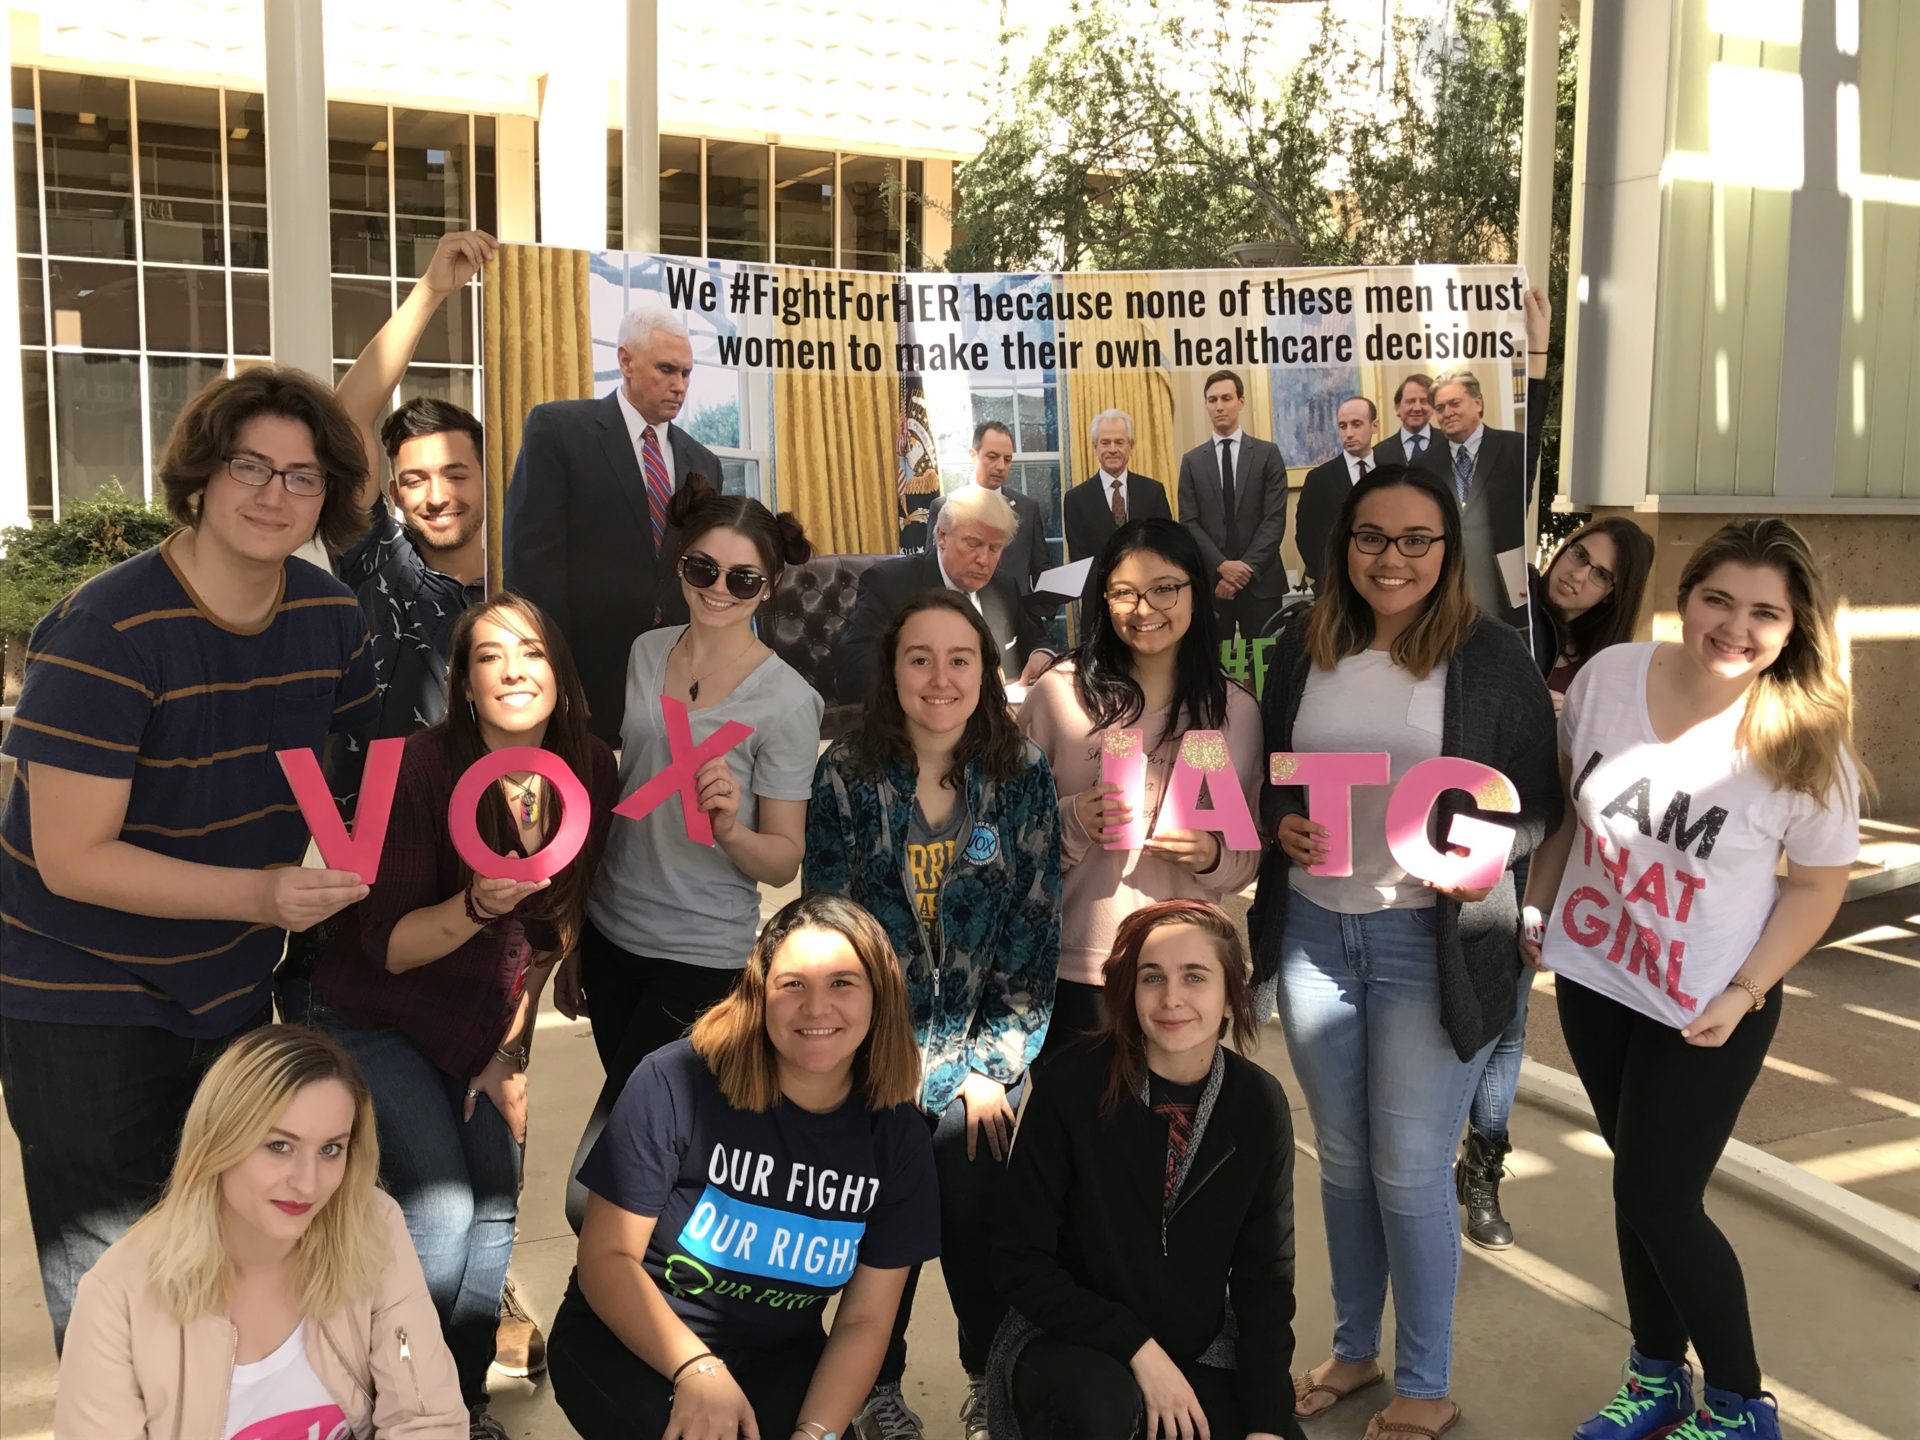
[134, 1026, 389, 1323]
[1677, 519, 1875, 807]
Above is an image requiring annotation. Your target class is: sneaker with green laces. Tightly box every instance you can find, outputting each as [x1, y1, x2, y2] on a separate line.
[1571, 1348, 1694, 1440]
[1666, 1386, 1782, 1440]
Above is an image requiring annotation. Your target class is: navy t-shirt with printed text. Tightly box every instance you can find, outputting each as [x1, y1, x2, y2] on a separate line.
[578, 1038, 938, 1346]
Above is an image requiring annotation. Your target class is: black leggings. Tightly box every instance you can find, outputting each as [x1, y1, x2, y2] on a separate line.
[1556, 976, 1781, 1399]
[564, 920, 742, 1234]
[1011, 1336, 1245, 1439]
[548, 1277, 827, 1440]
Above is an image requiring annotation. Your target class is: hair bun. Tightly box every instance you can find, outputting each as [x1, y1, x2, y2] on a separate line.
[774, 511, 813, 567]
[665, 472, 719, 529]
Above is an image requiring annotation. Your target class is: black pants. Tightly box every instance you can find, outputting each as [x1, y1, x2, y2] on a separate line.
[1212, 588, 1284, 644]
[1557, 976, 1780, 1398]
[1040, 978, 1106, 1059]
[565, 919, 742, 1234]
[0, 1006, 269, 1350]
[548, 1276, 827, 1440]
[878, 1081, 1024, 1383]
[1011, 1336, 1245, 1439]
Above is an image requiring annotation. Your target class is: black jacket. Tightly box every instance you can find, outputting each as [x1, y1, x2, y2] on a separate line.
[1249, 612, 1562, 1059]
[502, 394, 720, 745]
[1294, 454, 1361, 587]
[840, 551, 1049, 697]
[992, 1038, 1306, 1440]
[1063, 471, 1172, 564]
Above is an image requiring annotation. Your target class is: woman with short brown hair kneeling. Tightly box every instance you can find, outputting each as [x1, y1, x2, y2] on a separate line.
[986, 899, 1306, 1440]
[547, 893, 938, 1440]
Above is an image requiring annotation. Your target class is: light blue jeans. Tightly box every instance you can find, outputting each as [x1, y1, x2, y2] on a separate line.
[1276, 893, 1495, 1400]
[1469, 858, 1531, 1141]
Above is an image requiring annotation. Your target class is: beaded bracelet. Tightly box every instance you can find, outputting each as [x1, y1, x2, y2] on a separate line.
[462, 881, 503, 926]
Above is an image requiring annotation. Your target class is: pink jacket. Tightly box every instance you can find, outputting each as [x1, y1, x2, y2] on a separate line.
[55, 1190, 465, 1440]
[1019, 665, 1264, 985]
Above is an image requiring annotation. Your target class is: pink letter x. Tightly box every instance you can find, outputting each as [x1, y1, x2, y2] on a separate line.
[612, 696, 755, 846]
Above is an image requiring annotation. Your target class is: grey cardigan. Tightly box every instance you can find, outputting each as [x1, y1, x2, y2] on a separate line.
[1248, 613, 1562, 1060]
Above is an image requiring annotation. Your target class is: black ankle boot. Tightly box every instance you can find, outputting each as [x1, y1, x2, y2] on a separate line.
[1456, 1129, 1514, 1249]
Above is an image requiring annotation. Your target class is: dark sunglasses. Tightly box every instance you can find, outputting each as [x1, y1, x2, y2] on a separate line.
[679, 552, 769, 600]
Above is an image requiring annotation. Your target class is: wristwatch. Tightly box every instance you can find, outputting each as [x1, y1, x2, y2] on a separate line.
[1727, 976, 1766, 1012]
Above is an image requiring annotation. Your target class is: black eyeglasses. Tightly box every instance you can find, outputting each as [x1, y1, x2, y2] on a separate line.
[679, 552, 769, 600]
[1352, 530, 1442, 558]
[226, 455, 329, 498]
[1564, 541, 1616, 591]
[1104, 580, 1193, 612]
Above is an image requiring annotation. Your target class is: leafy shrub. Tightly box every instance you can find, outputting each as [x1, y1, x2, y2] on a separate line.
[0, 483, 176, 638]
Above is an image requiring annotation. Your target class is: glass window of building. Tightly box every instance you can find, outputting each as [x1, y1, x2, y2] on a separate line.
[227, 91, 268, 269]
[707, 140, 768, 262]
[660, 135, 701, 255]
[774, 147, 833, 268]
[40, 72, 133, 260]
[393, 108, 468, 275]
[15, 69, 40, 250]
[839, 155, 902, 271]
[606, 130, 624, 251]
[23, 356, 52, 518]
[52, 352, 141, 507]
[329, 101, 390, 275]
[136, 81, 223, 265]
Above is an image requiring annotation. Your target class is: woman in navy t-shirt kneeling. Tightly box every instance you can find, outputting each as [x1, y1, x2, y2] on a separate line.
[548, 892, 938, 1440]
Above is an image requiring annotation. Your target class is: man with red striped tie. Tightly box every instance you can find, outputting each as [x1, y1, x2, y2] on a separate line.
[505, 300, 724, 746]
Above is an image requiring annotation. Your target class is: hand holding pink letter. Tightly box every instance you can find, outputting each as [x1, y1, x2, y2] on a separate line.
[1269, 752, 1390, 877]
[1098, 729, 1149, 849]
[1385, 757, 1520, 896]
[611, 696, 754, 846]
[449, 746, 592, 882]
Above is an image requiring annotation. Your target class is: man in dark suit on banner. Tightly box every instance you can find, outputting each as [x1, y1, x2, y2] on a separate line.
[503, 302, 722, 745]
[844, 484, 1055, 696]
[1296, 394, 1379, 590]
[1063, 407, 1172, 563]
[1177, 368, 1290, 640]
[1373, 372, 1437, 470]
[924, 420, 1050, 592]
[1429, 367, 1531, 626]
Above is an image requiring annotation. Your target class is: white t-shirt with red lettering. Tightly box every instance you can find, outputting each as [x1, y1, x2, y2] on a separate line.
[224, 1323, 350, 1440]
[1544, 643, 1860, 1029]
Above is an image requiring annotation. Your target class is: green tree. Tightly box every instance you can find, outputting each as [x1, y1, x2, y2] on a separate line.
[0, 483, 176, 639]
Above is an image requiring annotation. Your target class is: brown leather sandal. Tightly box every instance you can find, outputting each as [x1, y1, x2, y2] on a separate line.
[1292, 1365, 1385, 1418]
[1359, 1401, 1463, 1438]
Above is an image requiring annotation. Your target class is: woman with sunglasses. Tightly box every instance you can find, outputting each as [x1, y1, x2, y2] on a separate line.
[566, 474, 823, 1232]
[1456, 515, 1654, 1253]
[1018, 518, 1261, 1050]
[1249, 466, 1560, 1439]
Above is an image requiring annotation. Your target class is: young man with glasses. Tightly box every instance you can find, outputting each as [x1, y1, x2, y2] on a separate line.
[0, 367, 379, 1352]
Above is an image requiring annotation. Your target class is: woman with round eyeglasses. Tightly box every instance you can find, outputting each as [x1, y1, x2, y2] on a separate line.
[1249, 465, 1560, 1437]
[564, 474, 825, 1233]
[1019, 518, 1263, 1051]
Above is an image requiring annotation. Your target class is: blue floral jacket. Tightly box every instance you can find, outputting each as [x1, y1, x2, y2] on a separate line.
[805, 739, 1063, 1115]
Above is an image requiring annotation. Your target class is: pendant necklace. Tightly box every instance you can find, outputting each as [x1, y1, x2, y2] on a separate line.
[674, 628, 759, 704]
[501, 772, 541, 828]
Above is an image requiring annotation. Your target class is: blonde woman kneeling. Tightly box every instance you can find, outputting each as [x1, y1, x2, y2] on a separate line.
[55, 1026, 464, 1440]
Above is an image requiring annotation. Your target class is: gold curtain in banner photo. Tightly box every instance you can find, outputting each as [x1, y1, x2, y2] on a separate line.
[1060, 272, 1179, 545]
[482, 245, 595, 589]
[771, 268, 897, 557]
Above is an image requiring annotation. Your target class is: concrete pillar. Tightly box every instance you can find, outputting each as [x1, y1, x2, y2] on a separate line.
[495, 115, 537, 244]
[624, 0, 661, 252]
[263, 0, 333, 379]
[537, 60, 607, 252]
[0, 78, 25, 526]
[1515, 0, 1559, 288]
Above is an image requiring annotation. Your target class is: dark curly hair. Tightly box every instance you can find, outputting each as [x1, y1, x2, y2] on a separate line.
[156, 366, 370, 554]
[666, 473, 812, 592]
[845, 589, 1026, 792]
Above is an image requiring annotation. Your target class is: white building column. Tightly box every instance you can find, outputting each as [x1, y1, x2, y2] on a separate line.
[263, 0, 333, 378]
[538, 53, 608, 252]
[624, 0, 661, 252]
[1516, 0, 1560, 289]
[0, 85, 25, 526]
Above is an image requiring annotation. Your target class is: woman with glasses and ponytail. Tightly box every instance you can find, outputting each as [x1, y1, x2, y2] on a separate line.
[566, 475, 824, 1231]
[1249, 465, 1560, 1438]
